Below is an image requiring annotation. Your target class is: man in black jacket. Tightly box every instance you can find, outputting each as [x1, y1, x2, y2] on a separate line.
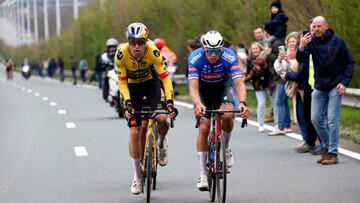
[297, 16, 355, 165]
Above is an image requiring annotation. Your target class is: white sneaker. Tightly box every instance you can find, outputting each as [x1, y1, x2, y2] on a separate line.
[258, 126, 265, 133]
[196, 175, 208, 191]
[130, 178, 142, 195]
[225, 147, 234, 168]
[158, 138, 168, 166]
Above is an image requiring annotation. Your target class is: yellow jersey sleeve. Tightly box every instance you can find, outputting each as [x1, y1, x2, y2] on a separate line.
[115, 45, 131, 101]
[149, 44, 174, 101]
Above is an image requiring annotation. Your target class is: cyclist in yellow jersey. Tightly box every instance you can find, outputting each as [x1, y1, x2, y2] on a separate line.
[115, 22, 177, 195]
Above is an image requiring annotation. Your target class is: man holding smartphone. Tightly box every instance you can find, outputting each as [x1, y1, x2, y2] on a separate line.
[297, 16, 355, 165]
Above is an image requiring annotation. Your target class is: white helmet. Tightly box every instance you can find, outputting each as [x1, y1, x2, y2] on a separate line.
[106, 38, 119, 47]
[202, 30, 224, 49]
[126, 22, 149, 40]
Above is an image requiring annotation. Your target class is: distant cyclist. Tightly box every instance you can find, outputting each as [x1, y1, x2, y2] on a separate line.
[101, 38, 119, 102]
[188, 30, 250, 191]
[154, 38, 179, 95]
[115, 22, 177, 195]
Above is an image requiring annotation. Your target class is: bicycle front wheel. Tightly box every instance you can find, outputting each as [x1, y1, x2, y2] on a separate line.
[216, 137, 227, 203]
[146, 136, 153, 203]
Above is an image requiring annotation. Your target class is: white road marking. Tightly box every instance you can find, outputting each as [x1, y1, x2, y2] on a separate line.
[34, 92, 40, 96]
[74, 146, 88, 156]
[58, 109, 66, 114]
[42, 97, 48, 101]
[21, 87, 26, 91]
[175, 100, 360, 161]
[65, 122, 76, 128]
[27, 89, 32, 93]
[50, 102, 58, 106]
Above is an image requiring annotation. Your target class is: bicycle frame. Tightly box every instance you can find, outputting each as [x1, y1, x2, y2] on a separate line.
[142, 118, 157, 177]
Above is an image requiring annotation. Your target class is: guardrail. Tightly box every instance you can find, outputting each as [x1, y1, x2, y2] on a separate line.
[174, 74, 360, 108]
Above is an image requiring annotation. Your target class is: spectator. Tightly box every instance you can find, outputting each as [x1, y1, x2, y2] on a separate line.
[79, 57, 88, 83]
[297, 16, 355, 165]
[264, 26, 285, 133]
[91, 53, 103, 88]
[47, 58, 57, 78]
[58, 56, 65, 82]
[245, 42, 272, 132]
[5, 58, 14, 80]
[70, 55, 77, 85]
[264, 0, 289, 44]
[254, 26, 275, 123]
[253, 26, 270, 49]
[270, 32, 295, 136]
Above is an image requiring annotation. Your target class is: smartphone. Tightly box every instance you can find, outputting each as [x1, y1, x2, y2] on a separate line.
[278, 45, 285, 54]
[302, 30, 310, 36]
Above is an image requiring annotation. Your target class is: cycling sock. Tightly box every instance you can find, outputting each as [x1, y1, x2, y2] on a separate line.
[158, 133, 166, 148]
[198, 152, 208, 176]
[222, 131, 232, 148]
[132, 158, 141, 180]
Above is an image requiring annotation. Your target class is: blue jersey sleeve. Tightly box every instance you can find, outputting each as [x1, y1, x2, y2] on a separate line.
[222, 48, 243, 80]
[187, 48, 202, 81]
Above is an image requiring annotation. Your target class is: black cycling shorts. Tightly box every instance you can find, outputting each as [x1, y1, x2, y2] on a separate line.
[199, 79, 235, 118]
[127, 79, 164, 127]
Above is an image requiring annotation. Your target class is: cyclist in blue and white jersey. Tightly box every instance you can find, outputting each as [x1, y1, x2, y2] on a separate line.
[188, 30, 250, 191]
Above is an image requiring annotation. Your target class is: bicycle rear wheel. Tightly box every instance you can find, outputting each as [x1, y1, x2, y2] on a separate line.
[152, 145, 157, 190]
[215, 137, 227, 203]
[208, 142, 216, 202]
[146, 136, 153, 203]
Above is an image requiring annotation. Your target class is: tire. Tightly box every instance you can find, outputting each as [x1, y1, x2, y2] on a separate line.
[102, 76, 109, 101]
[216, 137, 227, 203]
[208, 133, 216, 202]
[146, 136, 153, 203]
[152, 125, 158, 190]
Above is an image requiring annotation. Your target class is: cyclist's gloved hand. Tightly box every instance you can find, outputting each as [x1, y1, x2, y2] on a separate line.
[166, 100, 178, 118]
[238, 101, 250, 119]
[124, 100, 134, 118]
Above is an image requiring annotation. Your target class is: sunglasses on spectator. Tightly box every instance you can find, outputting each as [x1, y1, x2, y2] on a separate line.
[205, 48, 222, 55]
[129, 39, 146, 46]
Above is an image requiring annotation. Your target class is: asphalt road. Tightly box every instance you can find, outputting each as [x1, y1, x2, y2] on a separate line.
[1, 67, 359, 203]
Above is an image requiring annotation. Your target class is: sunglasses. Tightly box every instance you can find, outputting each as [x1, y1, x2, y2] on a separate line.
[129, 39, 146, 46]
[205, 48, 222, 55]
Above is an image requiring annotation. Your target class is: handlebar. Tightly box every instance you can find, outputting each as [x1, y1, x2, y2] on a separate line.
[133, 110, 175, 128]
[195, 110, 247, 128]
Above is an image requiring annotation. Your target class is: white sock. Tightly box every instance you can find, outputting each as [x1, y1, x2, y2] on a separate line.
[131, 158, 141, 180]
[222, 131, 231, 148]
[198, 152, 208, 176]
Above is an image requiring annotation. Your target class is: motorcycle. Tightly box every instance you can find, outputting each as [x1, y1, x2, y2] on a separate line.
[107, 68, 124, 118]
[21, 65, 31, 80]
[101, 53, 124, 118]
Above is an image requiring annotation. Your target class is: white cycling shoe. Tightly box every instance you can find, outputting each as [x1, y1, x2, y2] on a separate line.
[130, 178, 142, 195]
[158, 138, 168, 166]
[225, 147, 234, 168]
[197, 175, 209, 191]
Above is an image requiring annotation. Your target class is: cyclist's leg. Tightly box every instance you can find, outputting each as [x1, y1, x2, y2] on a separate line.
[197, 118, 211, 189]
[128, 83, 146, 194]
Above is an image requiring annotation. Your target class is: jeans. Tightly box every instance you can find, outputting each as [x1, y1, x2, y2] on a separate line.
[255, 89, 267, 127]
[296, 92, 307, 141]
[275, 82, 290, 129]
[268, 85, 277, 126]
[311, 87, 342, 154]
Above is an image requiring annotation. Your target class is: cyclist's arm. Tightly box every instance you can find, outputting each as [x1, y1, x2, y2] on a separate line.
[153, 50, 174, 101]
[115, 50, 130, 101]
[233, 77, 247, 103]
[189, 79, 202, 107]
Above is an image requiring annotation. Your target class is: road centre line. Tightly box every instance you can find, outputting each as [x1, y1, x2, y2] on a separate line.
[65, 122, 76, 129]
[174, 100, 360, 161]
[50, 102, 58, 106]
[58, 109, 66, 115]
[74, 146, 88, 157]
